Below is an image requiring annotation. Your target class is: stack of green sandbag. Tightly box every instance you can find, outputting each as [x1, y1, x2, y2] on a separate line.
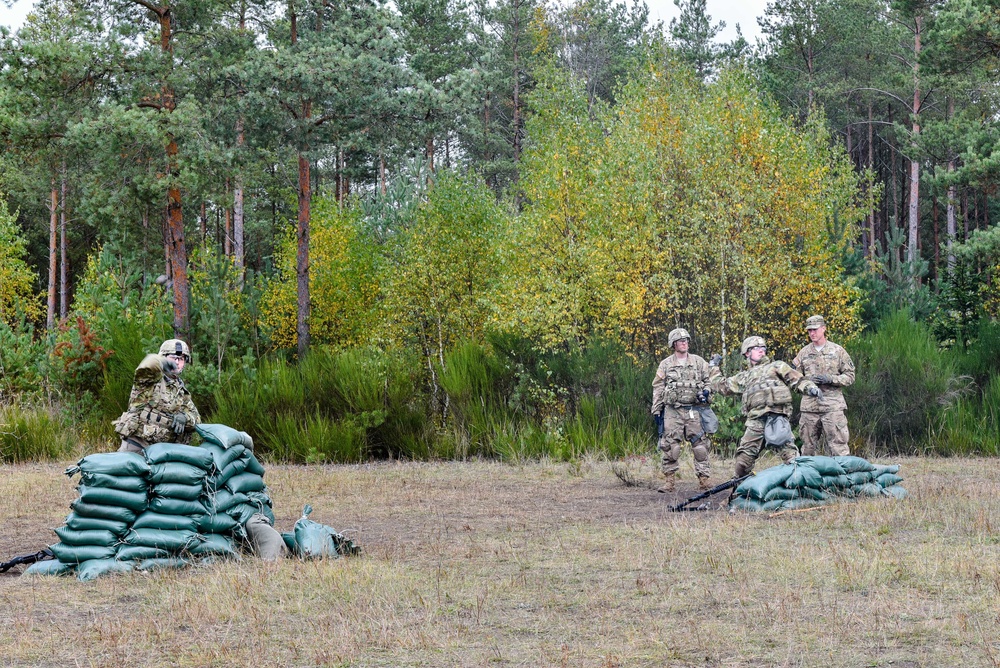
[31, 452, 152, 580]
[729, 455, 907, 513]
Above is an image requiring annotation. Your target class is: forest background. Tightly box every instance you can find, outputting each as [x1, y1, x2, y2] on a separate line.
[1, 0, 1000, 464]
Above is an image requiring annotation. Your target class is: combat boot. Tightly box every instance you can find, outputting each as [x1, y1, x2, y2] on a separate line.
[657, 473, 676, 494]
[698, 476, 713, 491]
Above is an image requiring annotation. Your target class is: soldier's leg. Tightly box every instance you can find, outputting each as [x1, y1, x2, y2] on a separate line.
[798, 412, 822, 457]
[117, 437, 147, 454]
[734, 419, 764, 478]
[245, 513, 288, 561]
[777, 440, 800, 464]
[821, 411, 850, 456]
[683, 410, 712, 482]
[659, 408, 684, 476]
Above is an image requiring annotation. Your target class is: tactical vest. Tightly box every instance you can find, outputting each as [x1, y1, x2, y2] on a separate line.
[663, 364, 703, 406]
[741, 375, 793, 415]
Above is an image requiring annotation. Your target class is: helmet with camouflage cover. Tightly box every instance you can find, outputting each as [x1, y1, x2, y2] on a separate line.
[667, 328, 691, 349]
[159, 339, 192, 363]
[740, 336, 766, 356]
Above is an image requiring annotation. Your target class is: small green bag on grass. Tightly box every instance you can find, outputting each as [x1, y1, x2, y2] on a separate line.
[876, 473, 904, 488]
[885, 485, 909, 499]
[23, 559, 73, 576]
[77, 558, 133, 582]
[729, 496, 765, 512]
[291, 505, 360, 558]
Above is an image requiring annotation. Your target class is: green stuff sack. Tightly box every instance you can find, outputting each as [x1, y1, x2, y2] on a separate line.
[793, 456, 847, 477]
[70, 500, 137, 525]
[199, 513, 239, 534]
[64, 512, 129, 535]
[226, 503, 259, 527]
[23, 559, 73, 576]
[144, 442, 215, 471]
[763, 487, 799, 502]
[761, 499, 785, 512]
[779, 498, 825, 511]
[196, 424, 254, 450]
[834, 456, 876, 473]
[281, 532, 297, 554]
[209, 490, 249, 513]
[226, 473, 265, 495]
[854, 483, 885, 498]
[200, 443, 246, 472]
[872, 464, 902, 477]
[147, 496, 208, 517]
[78, 472, 148, 493]
[885, 485, 909, 499]
[244, 453, 266, 477]
[246, 491, 273, 510]
[784, 464, 824, 489]
[149, 462, 207, 486]
[151, 482, 205, 501]
[736, 464, 795, 500]
[123, 529, 202, 552]
[78, 485, 149, 512]
[728, 496, 765, 512]
[77, 558, 133, 582]
[49, 542, 116, 564]
[291, 505, 359, 558]
[214, 458, 249, 487]
[133, 511, 201, 532]
[846, 471, 874, 486]
[876, 473, 905, 488]
[53, 527, 118, 548]
[117, 545, 170, 561]
[188, 533, 239, 558]
[67, 452, 150, 478]
[135, 558, 189, 571]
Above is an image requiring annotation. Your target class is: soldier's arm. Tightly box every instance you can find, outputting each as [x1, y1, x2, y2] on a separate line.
[133, 354, 165, 386]
[651, 363, 667, 414]
[183, 397, 201, 431]
[776, 361, 819, 395]
[832, 348, 856, 387]
[709, 372, 742, 396]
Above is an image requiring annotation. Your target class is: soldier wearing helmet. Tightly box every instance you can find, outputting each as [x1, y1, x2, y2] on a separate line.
[651, 327, 720, 493]
[792, 315, 855, 456]
[113, 338, 201, 453]
[710, 335, 822, 478]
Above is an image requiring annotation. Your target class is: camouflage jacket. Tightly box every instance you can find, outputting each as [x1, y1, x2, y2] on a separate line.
[710, 356, 818, 420]
[651, 353, 719, 414]
[792, 341, 855, 413]
[112, 354, 201, 445]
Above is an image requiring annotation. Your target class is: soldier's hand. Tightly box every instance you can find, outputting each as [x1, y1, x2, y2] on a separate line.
[709, 354, 722, 367]
[697, 389, 711, 404]
[807, 387, 824, 399]
[161, 356, 178, 376]
[170, 412, 188, 435]
[811, 374, 833, 385]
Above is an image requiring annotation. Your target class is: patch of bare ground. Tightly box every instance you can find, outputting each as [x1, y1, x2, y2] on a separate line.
[1, 453, 999, 667]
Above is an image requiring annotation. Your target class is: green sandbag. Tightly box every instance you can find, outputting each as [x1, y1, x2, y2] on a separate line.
[854, 483, 885, 498]
[123, 528, 202, 552]
[53, 527, 119, 548]
[66, 452, 150, 478]
[793, 456, 846, 476]
[214, 458, 249, 487]
[246, 491, 273, 510]
[820, 474, 852, 490]
[226, 503, 259, 526]
[78, 472, 148, 493]
[778, 498, 825, 510]
[834, 455, 875, 473]
[763, 487, 800, 502]
[244, 453, 266, 477]
[736, 464, 795, 500]
[78, 485, 149, 513]
[292, 505, 359, 558]
[799, 486, 829, 501]
[872, 463, 901, 477]
[784, 464, 824, 489]
[885, 485, 909, 499]
[209, 489, 250, 513]
[133, 511, 201, 532]
[728, 496, 765, 512]
[199, 512, 239, 534]
[281, 532, 297, 554]
[135, 557, 189, 571]
[149, 462, 207, 486]
[70, 500, 137, 525]
[226, 472, 265, 494]
[188, 533, 239, 558]
[77, 558, 133, 582]
[144, 442, 215, 471]
[23, 559, 73, 576]
[64, 512, 129, 535]
[147, 496, 208, 517]
[846, 471, 874, 486]
[199, 443, 246, 472]
[117, 545, 171, 561]
[151, 482, 205, 501]
[196, 423, 253, 450]
[49, 542, 116, 563]
[761, 499, 785, 512]
[876, 473, 905, 488]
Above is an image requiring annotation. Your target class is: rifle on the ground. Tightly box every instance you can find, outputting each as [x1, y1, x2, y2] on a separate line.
[0, 548, 54, 573]
[669, 474, 752, 512]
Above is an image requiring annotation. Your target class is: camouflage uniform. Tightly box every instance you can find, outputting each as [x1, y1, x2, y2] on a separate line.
[711, 356, 818, 478]
[793, 340, 855, 457]
[651, 353, 719, 481]
[113, 354, 200, 452]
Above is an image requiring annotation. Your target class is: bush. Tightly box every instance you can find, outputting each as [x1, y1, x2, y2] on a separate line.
[0, 405, 75, 462]
[932, 374, 1000, 456]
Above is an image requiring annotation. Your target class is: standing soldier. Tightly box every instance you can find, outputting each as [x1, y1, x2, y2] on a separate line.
[711, 336, 822, 478]
[792, 315, 856, 456]
[651, 328, 719, 493]
[113, 339, 201, 453]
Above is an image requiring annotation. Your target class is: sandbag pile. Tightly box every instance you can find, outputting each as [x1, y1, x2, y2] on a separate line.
[729, 455, 907, 513]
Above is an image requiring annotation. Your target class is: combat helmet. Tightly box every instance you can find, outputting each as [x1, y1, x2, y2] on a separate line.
[667, 328, 691, 349]
[740, 336, 766, 356]
[159, 339, 192, 363]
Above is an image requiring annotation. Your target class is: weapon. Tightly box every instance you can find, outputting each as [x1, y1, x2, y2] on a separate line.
[654, 410, 664, 437]
[669, 474, 753, 512]
[0, 548, 54, 573]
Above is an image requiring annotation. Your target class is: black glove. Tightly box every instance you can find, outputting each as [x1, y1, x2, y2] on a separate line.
[807, 387, 824, 399]
[708, 354, 722, 367]
[170, 412, 188, 435]
[161, 356, 178, 376]
[697, 389, 711, 403]
[811, 374, 833, 385]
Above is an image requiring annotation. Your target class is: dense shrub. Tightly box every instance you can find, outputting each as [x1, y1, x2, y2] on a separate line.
[0, 405, 75, 462]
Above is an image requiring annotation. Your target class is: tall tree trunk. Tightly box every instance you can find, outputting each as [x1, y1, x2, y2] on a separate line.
[932, 196, 938, 277]
[59, 167, 68, 320]
[906, 15, 922, 269]
[296, 149, 311, 358]
[224, 179, 232, 257]
[947, 99, 957, 272]
[868, 101, 875, 256]
[233, 118, 245, 283]
[511, 0, 522, 168]
[47, 176, 57, 330]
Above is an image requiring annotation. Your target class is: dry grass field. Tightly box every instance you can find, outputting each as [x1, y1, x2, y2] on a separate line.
[1, 453, 999, 667]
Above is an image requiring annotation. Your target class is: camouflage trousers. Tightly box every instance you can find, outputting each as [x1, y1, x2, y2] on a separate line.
[734, 417, 799, 478]
[799, 410, 850, 457]
[658, 406, 711, 479]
